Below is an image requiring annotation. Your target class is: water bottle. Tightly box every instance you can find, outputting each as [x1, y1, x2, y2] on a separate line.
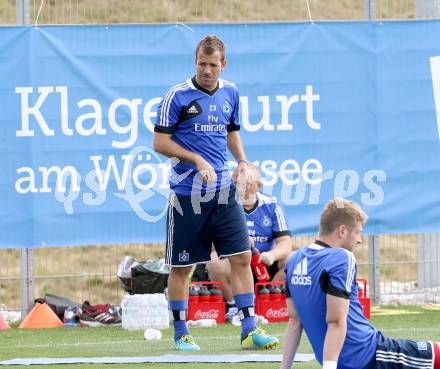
[258, 285, 271, 301]
[189, 286, 200, 303]
[270, 285, 282, 301]
[121, 294, 169, 331]
[121, 294, 139, 331]
[251, 247, 270, 282]
[199, 286, 211, 302]
[153, 294, 169, 329]
[280, 284, 287, 299]
[209, 286, 223, 302]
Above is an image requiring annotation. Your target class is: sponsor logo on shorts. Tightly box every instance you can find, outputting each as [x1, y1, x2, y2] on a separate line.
[417, 341, 428, 351]
[179, 251, 189, 262]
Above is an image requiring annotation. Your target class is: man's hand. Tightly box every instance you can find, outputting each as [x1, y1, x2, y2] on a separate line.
[258, 251, 275, 266]
[195, 156, 217, 184]
[233, 161, 249, 199]
[232, 160, 249, 182]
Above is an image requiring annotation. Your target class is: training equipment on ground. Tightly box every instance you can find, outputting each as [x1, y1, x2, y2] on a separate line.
[19, 302, 63, 329]
[0, 313, 10, 330]
[0, 353, 315, 365]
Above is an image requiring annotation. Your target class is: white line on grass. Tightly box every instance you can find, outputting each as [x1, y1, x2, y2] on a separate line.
[2, 329, 440, 350]
[0, 334, 284, 350]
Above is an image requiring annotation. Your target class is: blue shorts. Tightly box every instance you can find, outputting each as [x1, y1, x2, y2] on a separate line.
[165, 187, 249, 267]
[363, 331, 439, 369]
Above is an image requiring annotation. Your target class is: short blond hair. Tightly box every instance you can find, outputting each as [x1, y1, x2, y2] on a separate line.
[246, 162, 261, 182]
[319, 197, 368, 235]
[195, 35, 226, 63]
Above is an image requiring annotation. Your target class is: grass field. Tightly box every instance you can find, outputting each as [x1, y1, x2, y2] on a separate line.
[1, 306, 440, 369]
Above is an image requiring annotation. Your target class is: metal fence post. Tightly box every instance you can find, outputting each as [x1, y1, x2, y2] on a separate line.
[366, 0, 377, 20]
[17, 0, 33, 320]
[16, 0, 31, 25]
[368, 235, 380, 304]
[418, 233, 440, 289]
[20, 248, 34, 319]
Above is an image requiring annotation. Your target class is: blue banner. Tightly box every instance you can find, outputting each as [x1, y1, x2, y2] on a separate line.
[1, 22, 440, 247]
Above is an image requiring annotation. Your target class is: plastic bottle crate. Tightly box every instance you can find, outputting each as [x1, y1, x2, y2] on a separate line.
[254, 279, 371, 322]
[357, 278, 371, 319]
[254, 281, 288, 322]
[121, 293, 169, 331]
[187, 281, 226, 324]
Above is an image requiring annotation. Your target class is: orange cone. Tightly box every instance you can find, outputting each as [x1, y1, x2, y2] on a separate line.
[0, 312, 10, 330]
[19, 302, 63, 329]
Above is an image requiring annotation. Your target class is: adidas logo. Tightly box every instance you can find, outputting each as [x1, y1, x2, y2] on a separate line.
[187, 105, 199, 114]
[291, 257, 312, 286]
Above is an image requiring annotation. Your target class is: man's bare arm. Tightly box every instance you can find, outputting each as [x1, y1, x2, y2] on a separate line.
[280, 298, 303, 369]
[322, 293, 349, 367]
[260, 235, 291, 266]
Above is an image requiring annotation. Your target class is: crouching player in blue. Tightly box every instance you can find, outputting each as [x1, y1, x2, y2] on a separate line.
[281, 198, 440, 369]
[207, 163, 293, 320]
[153, 35, 278, 351]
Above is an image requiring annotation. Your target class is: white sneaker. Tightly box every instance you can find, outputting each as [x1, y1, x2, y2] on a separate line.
[226, 307, 239, 322]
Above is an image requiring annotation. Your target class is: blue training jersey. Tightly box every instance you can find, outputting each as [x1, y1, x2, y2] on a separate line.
[245, 192, 291, 252]
[285, 241, 378, 369]
[155, 77, 240, 195]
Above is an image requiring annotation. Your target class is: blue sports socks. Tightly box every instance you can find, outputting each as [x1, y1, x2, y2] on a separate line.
[234, 292, 256, 336]
[169, 299, 189, 341]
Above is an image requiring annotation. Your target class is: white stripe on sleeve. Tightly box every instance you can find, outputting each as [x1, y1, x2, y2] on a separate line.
[274, 205, 288, 231]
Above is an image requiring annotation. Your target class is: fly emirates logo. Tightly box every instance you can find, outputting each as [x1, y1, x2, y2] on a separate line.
[194, 114, 226, 133]
[291, 257, 312, 286]
[194, 123, 226, 132]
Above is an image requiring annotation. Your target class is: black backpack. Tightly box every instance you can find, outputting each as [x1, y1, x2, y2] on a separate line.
[43, 293, 81, 319]
[118, 257, 170, 294]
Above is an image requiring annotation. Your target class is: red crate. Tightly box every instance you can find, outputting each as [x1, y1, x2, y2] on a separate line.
[254, 280, 371, 321]
[357, 279, 371, 319]
[255, 281, 288, 322]
[188, 282, 226, 324]
[187, 302, 226, 324]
